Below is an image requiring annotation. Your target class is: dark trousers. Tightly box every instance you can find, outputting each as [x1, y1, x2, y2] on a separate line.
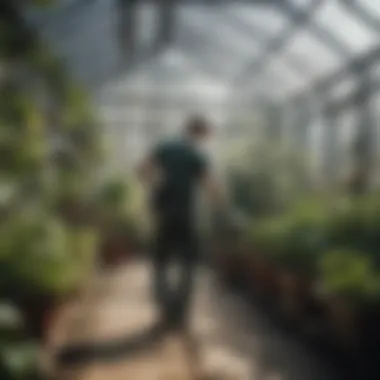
[152, 214, 198, 328]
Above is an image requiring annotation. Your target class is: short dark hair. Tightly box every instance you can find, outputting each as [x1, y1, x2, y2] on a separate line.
[185, 116, 211, 137]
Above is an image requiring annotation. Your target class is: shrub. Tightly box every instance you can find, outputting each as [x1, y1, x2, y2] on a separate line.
[318, 249, 380, 306]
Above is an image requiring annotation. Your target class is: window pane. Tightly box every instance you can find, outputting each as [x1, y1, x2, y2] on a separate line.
[359, 0, 380, 19]
[282, 30, 343, 79]
[329, 75, 358, 104]
[314, 1, 378, 54]
[136, 1, 158, 50]
[289, 0, 314, 9]
[223, 4, 290, 36]
[266, 59, 308, 94]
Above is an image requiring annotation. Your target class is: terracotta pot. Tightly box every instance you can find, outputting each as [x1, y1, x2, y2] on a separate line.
[102, 237, 135, 267]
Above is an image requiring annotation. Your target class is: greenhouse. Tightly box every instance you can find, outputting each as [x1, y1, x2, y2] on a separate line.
[1, 0, 380, 379]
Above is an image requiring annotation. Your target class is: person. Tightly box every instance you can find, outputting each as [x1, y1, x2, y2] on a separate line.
[137, 115, 220, 331]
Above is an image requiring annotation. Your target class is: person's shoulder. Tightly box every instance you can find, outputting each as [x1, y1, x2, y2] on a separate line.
[163, 138, 190, 153]
[191, 145, 207, 161]
[154, 139, 172, 153]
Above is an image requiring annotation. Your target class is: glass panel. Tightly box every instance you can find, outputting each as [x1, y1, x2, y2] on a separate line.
[177, 10, 260, 70]
[265, 59, 307, 94]
[336, 110, 359, 179]
[277, 49, 319, 82]
[282, 30, 343, 79]
[370, 60, 380, 80]
[309, 118, 324, 171]
[315, 1, 378, 54]
[136, 1, 158, 50]
[288, 0, 314, 9]
[98, 106, 129, 124]
[371, 93, 380, 186]
[245, 77, 289, 101]
[359, 0, 380, 19]
[223, 4, 290, 36]
[329, 75, 358, 103]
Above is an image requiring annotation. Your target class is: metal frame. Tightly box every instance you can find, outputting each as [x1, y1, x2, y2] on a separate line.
[340, 0, 380, 34]
[233, 0, 350, 87]
[24, 0, 380, 183]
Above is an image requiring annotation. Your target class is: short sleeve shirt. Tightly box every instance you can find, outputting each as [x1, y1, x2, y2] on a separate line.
[151, 139, 208, 218]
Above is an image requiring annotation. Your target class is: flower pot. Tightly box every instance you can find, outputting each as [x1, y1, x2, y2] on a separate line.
[101, 237, 135, 268]
[325, 296, 359, 350]
[254, 255, 279, 296]
[361, 304, 380, 349]
[245, 253, 261, 289]
[216, 250, 242, 287]
[278, 271, 307, 320]
[15, 294, 61, 341]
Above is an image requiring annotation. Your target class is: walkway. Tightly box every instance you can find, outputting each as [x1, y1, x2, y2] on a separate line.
[49, 260, 339, 380]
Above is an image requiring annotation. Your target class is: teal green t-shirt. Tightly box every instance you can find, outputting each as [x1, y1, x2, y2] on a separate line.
[152, 138, 208, 218]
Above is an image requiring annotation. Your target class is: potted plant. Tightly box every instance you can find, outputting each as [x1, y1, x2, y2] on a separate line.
[317, 248, 380, 350]
[275, 200, 331, 320]
[244, 216, 290, 297]
[0, 302, 46, 380]
[95, 178, 134, 266]
[1, 212, 87, 340]
[210, 208, 245, 285]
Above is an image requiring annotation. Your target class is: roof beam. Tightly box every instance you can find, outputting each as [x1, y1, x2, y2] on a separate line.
[179, 5, 319, 81]
[233, 0, 325, 86]
[314, 44, 380, 95]
[233, 0, 350, 87]
[340, 0, 380, 34]
[155, 0, 177, 48]
[118, 0, 138, 59]
[288, 44, 380, 114]
[325, 78, 380, 114]
[216, 10, 317, 77]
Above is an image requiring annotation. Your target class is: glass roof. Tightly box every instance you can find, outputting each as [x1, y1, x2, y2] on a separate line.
[25, 0, 380, 93]
[24, 0, 380, 155]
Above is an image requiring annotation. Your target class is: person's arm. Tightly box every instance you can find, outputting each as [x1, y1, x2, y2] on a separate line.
[197, 155, 225, 208]
[137, 143, 165, 187]
[201, 173, 223, 206]
[137, 154, 156, 186]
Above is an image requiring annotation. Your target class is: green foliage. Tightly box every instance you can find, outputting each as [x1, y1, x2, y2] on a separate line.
[278, 202, 330, 275]
[98, 179, 130, 210]
[245, 197, 331, 274]
[246, 216, 292, 257]
[0, 212, 86, 297]
[0, 3, 113, 378]
[227, 142, 312, 218]
[243, 192, 380, 306]
[0, 301, 45, 380]
[319, 249, 380, 305]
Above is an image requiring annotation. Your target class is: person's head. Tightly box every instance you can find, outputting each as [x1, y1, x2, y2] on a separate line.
[184, 115, 212, 142]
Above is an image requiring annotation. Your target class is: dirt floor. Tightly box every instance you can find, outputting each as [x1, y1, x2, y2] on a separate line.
[47, 260, 339, 380]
